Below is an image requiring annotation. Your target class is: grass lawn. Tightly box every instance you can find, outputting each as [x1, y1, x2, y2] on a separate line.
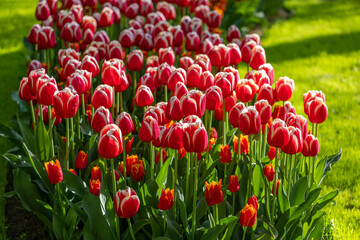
[254, 0, 360, 238]
[0, 0, 359, 239]
[0, 0, 38, 238]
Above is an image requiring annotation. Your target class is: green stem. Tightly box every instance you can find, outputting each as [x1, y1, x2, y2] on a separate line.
[82, 94, 86, 116]
[215, 204, 219, 225]
[288, 154, 292, 195]
[247, 135, 253, 200]
[223, 101, 226, 145]
[133, 71, 137, 100]
[272, 149, 278, 220]
[192, 153, 198, 240]
[263, 126, 268, 158]
[163, 211, 167, 234]
[238, 129, 241, 162]
[185, 153, 190, 203]
[65, 118, 70, 170]
[39, 105, 47, 161]
[164, 85, 168, 102]
[30, 100, 36, 134]
[123, 138, 127, 185]
[116, 92, 120, 116]
[120, 92, 123, 113]
[48, 105, 54, 158]
[242, 226, 247, 240]
[206, 110, 213, 163]
[232, 193, 235, 216]
[110, 158, 120, 238]
[77, 110, 81, 141]
[224, 164, 227, 184]
[150, 142, 154, 179]
[127, 218, 136, 240]
[173, 150, 178, 189]
[70, 117, 74, 156]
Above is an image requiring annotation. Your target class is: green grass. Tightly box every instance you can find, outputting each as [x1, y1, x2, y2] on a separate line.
[0, 0, 38, 238]
[253, 0, 360, 238]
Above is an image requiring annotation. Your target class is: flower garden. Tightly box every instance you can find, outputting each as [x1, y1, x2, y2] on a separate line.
[1, 0, 360, 239]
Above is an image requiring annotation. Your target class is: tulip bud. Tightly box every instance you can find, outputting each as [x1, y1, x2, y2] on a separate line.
[134, 85, 154, 107]
[119, 29, 135, 48]
[75, 150, 88, 169]
[158, 188, 174, 210]
[182, 116, 208, 153]
[199, 71, 214, 92]
[241, 40, 257, 64]
[205, 86, 223, 111]
[227, 25, 241, 43]
[235, 79, 258, 103]
[107, 40, 124, 60]
[80, 55, 100, 78]
[44, 160, 63, 184]
[114, 187, 140, 218]
[127, 50, 143, 71]
[19, 77, 35, 102]
[281, 126, 303, 155]
[98, 7, 115, 28]
[186, 64, 202, 88]
[226, 43, 242, 66]
[98, 124, 123, 159]
[91, 107, 113, 132]
[220, 144, 231, 164]
[173, 81, 188, 99]
[257, 84, 276, 106]
[250, 45, 266, 70]
[301, 134, 319, 157]
[255, 100, 272, 125]
[205, 180, 223, 206]
[275, 76, 295, 102]
[36, 1, 51, 21]
[166, 96, 184, 121]
[38, 26, 56, 50]
[139, 116, 160, 142]
[115, 112, 134, 136]
[180, 90, 206, 118]
[264, 164, 274, 182]
[28, 24, 41, 44]
[180, 56, 194, 71]
[60, 22, 82, 43]
[259, 63, 274, 85]
[240, 204, 257, 227]
[306, 97, 328, 124]
[267, 119, 290, 148]
[238, 107, 261, 135]
[53, 87, 79, 119]
[89, 179, 101, 196]
[228, 102, 246, 128]
[228, 175, 239, 193]
[159, 47, 175, 66]
[92, 84, 113, 109]
[185, 31, 200, 52]
[130, 160, 145, 182]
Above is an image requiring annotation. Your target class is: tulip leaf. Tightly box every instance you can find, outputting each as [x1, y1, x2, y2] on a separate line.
[53, 213, 65, 240]
[277, 182, 290, 214]
[83, 220, 96, 240]
[2, 153, 31, 169]
[221, 217, 238, 240]
[196, 196, 208, 222]
[156, 154, 172, 196]
[122, 219, 150, 240]
[312, 190, 338, 213]
[17, 114, 36, 153]
[289, 177, 308, 206]
[63, 170, 87, 196]
[82, 191, 117, 240]
[305, 211, 325, 240]
[315, 149, 342, 185]
[140, 179, 159, 208]
[176, 185, 190, 237]
[200, 224, 226, 240]
[239, 161, 249, 207]
[253, 165, 264, 196]
[199, 160, 219, 190]
[288, 188, 321, 223]
[35, 120, 51, 161]
[0, 123, 23, 147]
[165, 218, 184, 239]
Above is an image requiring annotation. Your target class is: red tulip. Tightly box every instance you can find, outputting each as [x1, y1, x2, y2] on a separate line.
[259, 63, 274, 85]
[36, 76, 57, 106]
[246, 70, 270, 89]
[114, 187, 140, 218]
[275, 77, 295, 102]
[303, 90, 325, 115]
[182, 116, 208, 153]
[99, 7, 115, 28]
[185, 31, 200, 52]
[220, 144, 231, 164]
[208, 44, 229, 67]
[180, 90, 206, 118]
[240, 204, 257, 227]
[302, 134, 319, 157]
[235, 79, 258, 103]
[38, 26, 56, 50]
[198, 71, 214, 91]
[173, 81, 188, 99]
[278, 101, 296, 120]
[170, 25, 184, 47]
[159, 47, 175, 65]
[281, 126, 303, 155]
[257, 84, 276, 106]
[92, 84, 113, 109]
[119, 29, 135, 48]
[250, 45, 266, 70]
[69, 169, 77, 176]
[247, 195, 259, 211]
[239, 107, 261, 135]
[233, 134, 249, 155]
[305, 97, 328, 124]
[140, 0, 154, 16]
[60, 22, 81, 43]
[101, 59, 124, 86]
[167, 68, 186, 91]
[82, 16, 97, 33]
[84, 46, 100, 62]
[157, 2, 176, 20]
[58, 48, 80, 68]
[158, 188, 175, 210]
[227, 25, 241, 43]
[205, 86, 223, 111]
[130, 160, 145, 182]
[67, 70, 91, 94]
[166, 96, 184, 121]
[180, 56, 194, 71]
[206, 10, 222, 29]
[27, 60, 44, 77]
[28, 24, 41, 44]
[268, 147, 276, 160]
[228, 102, 246, 128]
[194, 4, 210, 22]
[267, 119, 290, 148]
[98, 124, 123, 159]
[205, 180, 223, 206]
[91, 107, 113, 132]
[144, 105, 167, 125]
[80, 55, 100, 78]
[19, 77, 35, 102]
[157, 62, 173, 86]
[229, 175, 239, 193]
[75, 150, 88, 169]
[186, 64, 202, 88]
[36, 1, 50, 21]
[53, 87, 79, 119]
[255, 100, 272, 125]
[125, 3, 139, 19]
[107, 40, 124, 60]
[125, 136, 134, 153]
[165, 122, 184, 150]
[146, 56, 159, 68]
[135, 85, 154, 107]
[154, 31, 173, 51]
[63, 59, 81, 80]
[139, 116, 160, 142]
[44, 160, 63, 184]
[226, 43, 242, 65]
[127, 50, 144, 71]
[264, 164, 274, 182]
[91, 166, 101, 181]
[115, 112, 134, 136]
[285, 113, 308, 140]
[90, 179, 101, 196]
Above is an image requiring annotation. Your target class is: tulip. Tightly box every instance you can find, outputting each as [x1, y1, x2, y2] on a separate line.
[157, 62, 173, 86]
[91, 107, 113, 133]
[227, 43, 242, 66]
[67, 70, 92, 95]
[199, 71, 214, 92]
[205, 180, 223, 206]
[125, 3, 139, 19]
[302, 134, 319, 157]
[60, 22, 82, 43]
[208, 44, 229, 67]
[180, 56, 194, 71]
[170, 25, 184, 47]
[63, 59, 81, 80]
[166, 96, 184, 121]
[228, 102, 246, 128]
[305, 97, 328, 124]
[255, 100, 272, 125]
[257, 84, 276, 106]
[247, 195, 259, 211]
[229, 175, 239, 193]
[159, 47, 175, 66]
[126, 136, 134, 153]
[80, 55, 100, 78]
[239, 107, 261, 136]
[19, 77, 35, 102]
[98, 7, 115, 28]
[158, 188, 175, 210]
[90, 179, 101, 196]
[259, 63, 274, 85]
[144, 105, 167, 126]
[36, 1, 50, 21]
[28, 24, 41, 44]
[115, 112, 134, 136]
[180, 90, 206, 118]
[272, 180, 280, 196]
[235, 79, 258, 103]
[240, 204, 257, 228]
[127, 50, 144, 72]
[278, 102, 296, 120]
[58, 48, 80, 68]
[130, 160, 145, 182]
[205, 86, 223, 111]
[281, 126, 303, 155]
[195, 54, 212, 72]
[268, 147, 276, 160]
[303, 90, 325, 115]
[173, 81, 188, 99]
[119, 29, 135, 48]
[275, 77, 295, 102]
[182, 116, 208, 153]
[114, 187, 140, 218]
[186, 64, 202, 88]
[134, 85, 154, 107]
[233, 135, 249, 155]
[37, 26, 56, 50]
[167, 68, 186, 91]
[27, 60, 43, 76]
[185, 31, 200, 52]
[206, 10, 222, 29]
[154, 31, 172, 51]
[98, 124, 123, 159]
[285, 113, 308, 140]
[264, 164, 274, 182]
[220, 144, 231, 164]
[155, 148, 167, 164]
[267, 119, 290, 148]
[107, 40, 124, 60]
[44, 160, 63, 184]
[250, 45, 266, 70]
[227, 25, 241, 43]
[165, 122, 184, 150]
[157, 2, 176, 20]
[139, 116, 160, 142]
[53, 86, 79, 119]
[101, 59, 124, 86]
[91, 85, 113, 111]
[69, 169, 77, 176]
[82, 16, 97, 33]
[75, 150, 88, 169]
[91, 166, 101, 181]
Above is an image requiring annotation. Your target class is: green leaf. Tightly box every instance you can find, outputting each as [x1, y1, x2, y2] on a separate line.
[4, 190, 17, 198]
[277, 182, 290, 214]
[140, 179, 159, 208]
[289, 177, 308, 206]
[199, 160, 219, 188]
[82, 191, 117, 240]
[63, 170, 87, 196]
[239, 162, 249, 206]
[288, 188, 321, 222]
[316, 149, 342, 185]
[156, 154, 172, 196]
[83, 220, 96, 240]
[200, 225, 226, 240]
[221, 217, 238, 240]
[196, 196, 208, 222]
[35, 121, 51, 161]
[123, 219, 150, 240]
[313, 190, 339, 212]
[305, 214, 325, 240]
[165, 218, 184, 239]
[176, 185, 190, 238]
[0, 123, 23, 146]
[53, 214, 65, 240]
[253, 165, 264, 196]
[17, 114, 36, 153]
[219, 216, 238, 225]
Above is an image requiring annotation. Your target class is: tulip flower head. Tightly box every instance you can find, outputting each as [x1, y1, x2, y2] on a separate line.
[114, 187, 140, 218]
[205, 179, 223, 206]
[44, 160, 63, 184]
[158, 188, 175, 210]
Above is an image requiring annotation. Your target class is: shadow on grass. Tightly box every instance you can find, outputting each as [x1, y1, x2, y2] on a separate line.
[266, 31, 360, 63]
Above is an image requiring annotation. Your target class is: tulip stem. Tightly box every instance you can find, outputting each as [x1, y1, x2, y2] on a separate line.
[150, 142, 155, 179]
[70, 117, 75, 156]
[127, 218, 136, 240]
[185, 153, 190, 203]
[242, 226, 247, 240]
[77, 111, 81, 141]
[192, 153, 198, 240]
[119, 92, 123, 113]
[232, 193, 236, 216]
[247, 135, 253, 200]
[262, 126, 268, 159]
[223, 101, 226, 145]
[163, 211, 167, 234]
[65, 118, 70, 170]
[133, 71, 137, 100]
[123, 139, 127, 185]
[39, 105, 47, 161]
[173, 150, 178, 190]
[238, 130, 242, 162]
[206, 110, 213, 163]
[48, 105, 54, 158]
[164, 85, 168, 102]
[224, 164, 227, 183]
[110, 158, 120, 238]
[272, 148, 278, 221]
[29, 100, 36, 134]
[116, 92, 120, 116]
[82, 94, 86, 116]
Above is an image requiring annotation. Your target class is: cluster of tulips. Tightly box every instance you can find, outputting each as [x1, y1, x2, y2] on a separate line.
[7, 0, 338, 239]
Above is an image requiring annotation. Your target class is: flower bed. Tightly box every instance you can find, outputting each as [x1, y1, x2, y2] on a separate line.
[0, 0, 341, 239]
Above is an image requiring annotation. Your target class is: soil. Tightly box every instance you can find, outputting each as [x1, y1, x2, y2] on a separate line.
[5, 170, 49, 240]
